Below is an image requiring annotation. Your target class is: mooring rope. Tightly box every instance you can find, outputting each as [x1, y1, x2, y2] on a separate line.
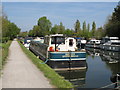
[40, 59, 49, 64]
[100, 82, 120, 89]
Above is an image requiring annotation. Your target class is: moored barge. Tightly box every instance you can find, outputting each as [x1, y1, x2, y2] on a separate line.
[29, 34, 87, 70]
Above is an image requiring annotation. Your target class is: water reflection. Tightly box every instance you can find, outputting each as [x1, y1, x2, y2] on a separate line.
[86, 48, 120, 88]
[57, 69, 87, 87]
[86, 48, 120, 73]
[56, 48, 120, 88]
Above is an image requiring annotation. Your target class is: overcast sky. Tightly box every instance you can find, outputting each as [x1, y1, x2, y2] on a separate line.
[2, 2, 118, 31]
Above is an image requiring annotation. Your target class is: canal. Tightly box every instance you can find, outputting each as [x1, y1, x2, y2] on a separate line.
[57, 48, 120, 88]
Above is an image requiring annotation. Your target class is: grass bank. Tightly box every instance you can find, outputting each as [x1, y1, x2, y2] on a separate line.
[18, 41, 73, 88]
[0, 41, 12, 70]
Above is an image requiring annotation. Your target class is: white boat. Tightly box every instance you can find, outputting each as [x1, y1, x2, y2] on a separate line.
[86, 39, 101, 48]
[33, 37, 44, 44]
[100, 37, 120, 52]
[75, 37, 87, 50]
[24, 37, 33, 49]
[29, 34, 87, 70]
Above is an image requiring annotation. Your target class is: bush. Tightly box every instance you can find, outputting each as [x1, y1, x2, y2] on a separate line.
[1, 37, 10, 43]
[0, 41, 12, 70]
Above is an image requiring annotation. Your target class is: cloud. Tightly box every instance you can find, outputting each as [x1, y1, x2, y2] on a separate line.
[2, 0, 120, 2]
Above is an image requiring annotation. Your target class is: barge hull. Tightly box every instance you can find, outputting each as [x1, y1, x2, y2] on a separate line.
[47, 60, 87, 71]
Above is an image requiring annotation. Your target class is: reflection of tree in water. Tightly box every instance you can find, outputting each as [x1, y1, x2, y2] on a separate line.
[86, 48, 120, 75]
[103, 57, 120, 75]
[101, 51, 120, 88]
[57, 69, 87, 88]
[99, 51, 120, 75]
[87, 48, 120, 88]
[86, 48, 100, 59]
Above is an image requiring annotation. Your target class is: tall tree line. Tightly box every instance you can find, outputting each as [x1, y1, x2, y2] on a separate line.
[28, 16, 104, 39]
[74, 20, 105, 39]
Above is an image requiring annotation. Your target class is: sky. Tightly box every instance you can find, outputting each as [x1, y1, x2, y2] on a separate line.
[2, 0, 120, 2]
[2, 2, 118, 32]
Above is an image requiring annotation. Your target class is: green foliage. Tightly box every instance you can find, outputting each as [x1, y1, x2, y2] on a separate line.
[32, 25, 41, 36]
[105, 2, 120, 38]
[74, 19, 81, 33]
[64, 29, 74, 36]
[1, 37, 10, 43]
[82, 21, 86, 33]
[50, 22, 65, 34]
[91, 21, 96, 37]
[38, 16, 52, 36]
[18, 41, 73, 88]
[28, 16, 52, 37]
[59, 22, 65, 34]
[50, 24, 58, 34]
[27, 16, 105, 39]
[2, 16, 20, 42]
[87, 23, 90, 32]
[19, 31, 28, 37]
[0, 41, 12, 71]
[95, 27, 105, 39]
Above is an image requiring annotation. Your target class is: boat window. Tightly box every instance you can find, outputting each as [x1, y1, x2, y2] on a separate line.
[112, 42, 120, 45]
[69, 39, 73, 46]
[51, 37, 65, 44]
[93, 41, 95, 43]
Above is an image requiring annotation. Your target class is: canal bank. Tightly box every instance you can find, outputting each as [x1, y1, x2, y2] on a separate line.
[2, 40, 53, 88]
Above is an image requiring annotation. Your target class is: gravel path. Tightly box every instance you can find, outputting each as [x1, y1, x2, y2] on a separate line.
[2, 40, 53, 88]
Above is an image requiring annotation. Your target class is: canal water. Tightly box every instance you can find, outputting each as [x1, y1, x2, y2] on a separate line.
[57, 48, 120, 88]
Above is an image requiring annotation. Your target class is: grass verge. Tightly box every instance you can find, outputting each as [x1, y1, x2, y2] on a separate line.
[18, 41, 73, 88]
[0, 41, 12, 70]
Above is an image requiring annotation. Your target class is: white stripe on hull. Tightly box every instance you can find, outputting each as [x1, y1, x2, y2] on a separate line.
[49, 58, 86, 61]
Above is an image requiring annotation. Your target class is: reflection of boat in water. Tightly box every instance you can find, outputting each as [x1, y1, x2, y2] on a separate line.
[100, 50, 120, 64]
[57, 69, 87, 87]
[86, 48, 120, 63]
[86, 48, 100, 56]
[29, 34, 87, 70]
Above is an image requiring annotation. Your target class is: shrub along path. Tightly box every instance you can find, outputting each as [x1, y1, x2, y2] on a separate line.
[2, 40, 52, 88]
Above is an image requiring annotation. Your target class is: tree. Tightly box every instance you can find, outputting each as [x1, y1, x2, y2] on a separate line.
[91, 21, 96, 37]
[105, 2, 120, 38]
[38, 16, 52, 36]
[7, 23, 20, 39]
[95, 27, 104, 39]
[19, 31, 28, 37]
[87, 23, 90, 32]
[50, 24, 58, 34]
[28, 30, 33, 36]
[32, 25, 41, 36]
[83, 21, 86, 33]
[2, 16, 20, 40]
[74, 20, 80, 33]
[59, 22, 65, 34]
[64, 29, 73, 36]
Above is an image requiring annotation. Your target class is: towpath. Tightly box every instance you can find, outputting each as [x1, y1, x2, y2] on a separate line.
[2, 40, 53, 88]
